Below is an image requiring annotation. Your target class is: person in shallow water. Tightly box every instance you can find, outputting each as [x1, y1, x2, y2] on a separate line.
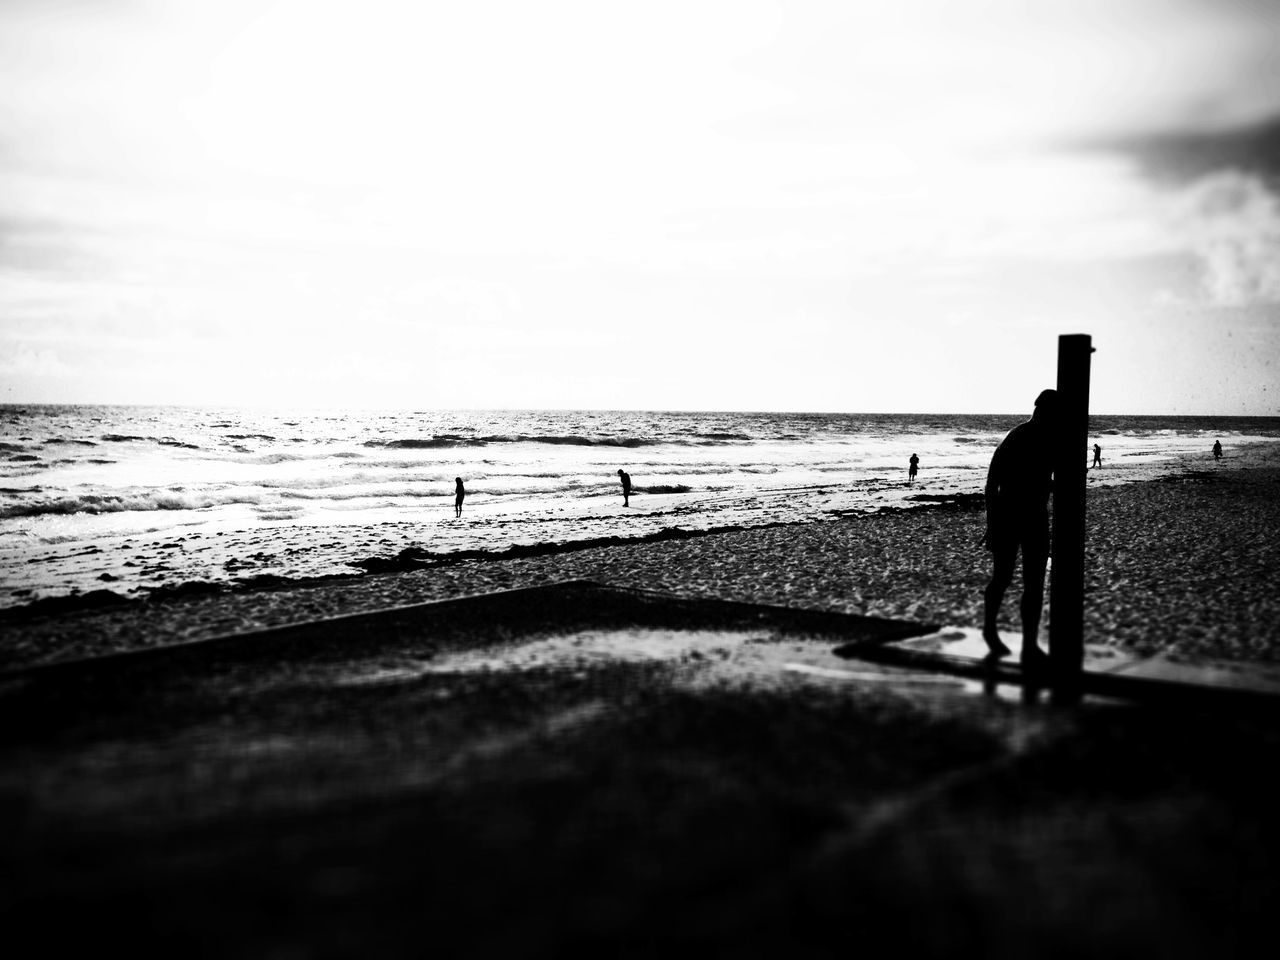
[617, 469, 631, 507]
[454, 477, 465, 517]
[1092, 443, 1102, 468]
[908, 453, 919, 483]
[981, 389, 1057, 673]
[1213, 440, 1223, 461]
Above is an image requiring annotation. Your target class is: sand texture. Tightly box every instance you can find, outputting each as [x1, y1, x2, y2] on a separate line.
[4, 464, 1277, 672]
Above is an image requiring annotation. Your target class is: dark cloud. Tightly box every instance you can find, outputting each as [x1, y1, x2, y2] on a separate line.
[1107, 113, 1280, 183]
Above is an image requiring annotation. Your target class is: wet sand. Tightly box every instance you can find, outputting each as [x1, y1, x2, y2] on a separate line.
[4, 457, 1278, 672]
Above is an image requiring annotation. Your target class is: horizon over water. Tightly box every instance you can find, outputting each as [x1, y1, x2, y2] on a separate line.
[3, 404, 1278, 612]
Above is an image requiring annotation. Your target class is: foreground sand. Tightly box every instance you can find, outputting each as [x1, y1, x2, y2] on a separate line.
[4, 459, 1278, 672]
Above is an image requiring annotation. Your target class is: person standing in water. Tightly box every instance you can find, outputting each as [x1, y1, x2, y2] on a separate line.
[617, 468, 631, 507]
[454, 477, 465, 517]
[981, 389, 1057, 673]
[1213, 440, 1223, 461]
[908, 453, 919, 484]
[1091, 444, 1102, 468]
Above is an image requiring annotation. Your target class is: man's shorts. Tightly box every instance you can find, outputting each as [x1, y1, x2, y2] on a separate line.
[988, 513, 1050, 560]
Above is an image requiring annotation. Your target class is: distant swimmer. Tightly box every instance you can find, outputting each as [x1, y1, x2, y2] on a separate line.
[981, 389, 1057, 673]
[617, 468, 632, 507]
[908, 453, 919, 484]
[1213, 440, 1223, 461]
[1091, 444, 1102, 469]
[455, 477, 465, 517]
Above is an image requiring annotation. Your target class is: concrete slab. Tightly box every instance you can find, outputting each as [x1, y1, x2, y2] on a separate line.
[894, 626, 1142, 671]
[1112, 653, 1280, 695]
[840, 624, 1280, 712]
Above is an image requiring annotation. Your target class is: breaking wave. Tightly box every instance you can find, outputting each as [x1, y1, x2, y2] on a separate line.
[0, 490, 265, 519]
[100, 434, 200, 450]
[364, 436, 488, 449]
[363, 434, 660, 449]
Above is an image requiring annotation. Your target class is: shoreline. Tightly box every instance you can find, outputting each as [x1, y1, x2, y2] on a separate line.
[0, 517, 832, 624]
[1, 491, 998, 624]
[3, 458, 1278, 672]
[6, 434, 1273, 612]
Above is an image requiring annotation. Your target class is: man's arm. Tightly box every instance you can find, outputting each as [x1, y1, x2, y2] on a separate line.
[981, 443, 1006, 548]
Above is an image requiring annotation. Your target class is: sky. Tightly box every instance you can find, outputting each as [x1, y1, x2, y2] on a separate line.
[1, 0, 1278, 414]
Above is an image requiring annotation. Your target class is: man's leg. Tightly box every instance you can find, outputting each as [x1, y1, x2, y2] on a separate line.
[1019, 543, 1049, 669]
[983, 540, 1016, 657]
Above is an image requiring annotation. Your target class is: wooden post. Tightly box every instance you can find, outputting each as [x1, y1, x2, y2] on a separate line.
[1050, 334, 1092, 704]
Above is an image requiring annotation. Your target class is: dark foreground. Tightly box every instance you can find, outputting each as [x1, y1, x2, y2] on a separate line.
[2, 583, 1277, 958]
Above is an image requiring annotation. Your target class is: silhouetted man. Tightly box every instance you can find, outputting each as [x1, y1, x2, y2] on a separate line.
[1091, 443, 1102, 468]
[455, 477, 465, 517]
[908, 453, 919, 483]
[981, 389, 1057, 672]
[617, 469, 631, 507]
[1213, 440, 1222, 461]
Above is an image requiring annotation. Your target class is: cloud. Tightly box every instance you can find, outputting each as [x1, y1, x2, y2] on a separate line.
[1170, 170, 1280, 306]
[1109, 114, 1280, 183]
[0, 343, 72, 379]
[1092, 114, 1280, 307]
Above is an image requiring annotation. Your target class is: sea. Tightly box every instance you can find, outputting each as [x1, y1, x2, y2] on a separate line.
[3, 405, 1278, 611]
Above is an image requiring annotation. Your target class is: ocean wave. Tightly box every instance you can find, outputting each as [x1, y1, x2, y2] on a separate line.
[0, 489, 265, 519]
[276, 481, 557, 501]
[256, 473, 407, 490]
[224, 433, 278, 441]
[98, 433, 199, 450]
[230, 449, 373, 465]
[240, 452, 307, 464]
[44, 438, 98, 446]
[362, 433, 659, 449]
[364, 435, 489, 449]
[277, 488, 429, 501]
[523, 435, 655, 447]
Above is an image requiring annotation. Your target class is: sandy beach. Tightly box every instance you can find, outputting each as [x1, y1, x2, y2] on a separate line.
[5, 453, 1278, 673]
